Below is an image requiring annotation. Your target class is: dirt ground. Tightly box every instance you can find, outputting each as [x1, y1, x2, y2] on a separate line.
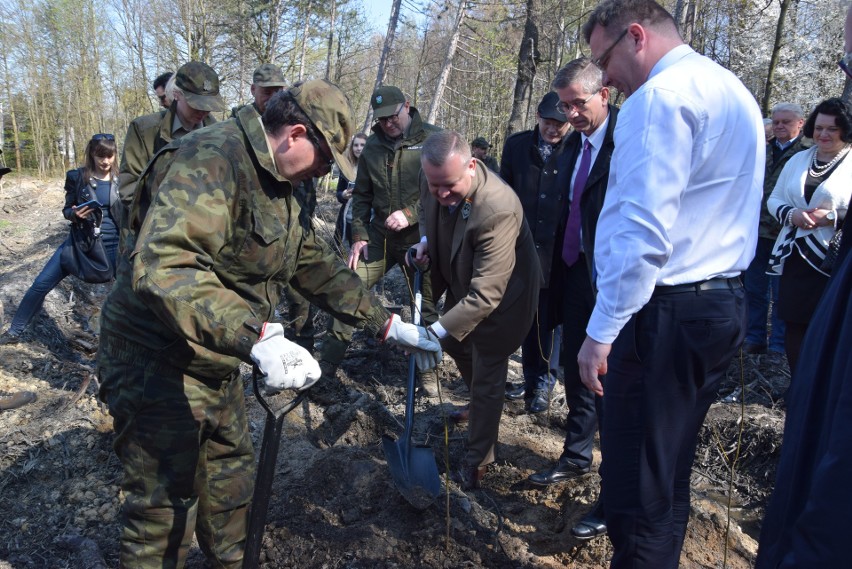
[0, 175, 787, 568]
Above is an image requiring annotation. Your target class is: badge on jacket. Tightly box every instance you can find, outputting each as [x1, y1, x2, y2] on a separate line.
[461, 197, 472, 220]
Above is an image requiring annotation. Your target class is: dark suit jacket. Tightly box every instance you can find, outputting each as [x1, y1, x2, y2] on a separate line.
[420, 163, 542, 349]
[500, 126, 570, 284]
[554, 105, 619, 284]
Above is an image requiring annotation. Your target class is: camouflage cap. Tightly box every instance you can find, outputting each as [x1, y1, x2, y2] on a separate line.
[290, 79, 356, 181]
[253, 63, 287, 88]
[371, 86, 407, 118]
[471, 136, 491, 149]
[537, 91, 567, 123]
[175, 61, 228, 113]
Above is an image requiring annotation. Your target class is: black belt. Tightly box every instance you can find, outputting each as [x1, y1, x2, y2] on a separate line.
[653, 277, 742, 296]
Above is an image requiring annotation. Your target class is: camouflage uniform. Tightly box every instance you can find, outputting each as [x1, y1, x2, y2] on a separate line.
[321, 103, 440, 367]
[98, 101, 389, 568]
[118, 62, 226, 208]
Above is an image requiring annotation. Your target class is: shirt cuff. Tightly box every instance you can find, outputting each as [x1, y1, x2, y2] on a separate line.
[428, 320, 448, 339]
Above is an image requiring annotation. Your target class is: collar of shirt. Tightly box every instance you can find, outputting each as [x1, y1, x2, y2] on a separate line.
[775, 138, 794, 151]
[647, 43, 694, 81]
[570, 113, 611, 199]
[171, 114, 199, 136]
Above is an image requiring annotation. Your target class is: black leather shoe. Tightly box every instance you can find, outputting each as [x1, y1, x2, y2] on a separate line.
[742, 342, 767, 355]
[449, 405, 470, 424]
[505, 382, 525, 400]
[571, 504, 607, 540]
[527, 457, 590, 486]
[451, 464, 487, 490]
[526, 390, 550, 414]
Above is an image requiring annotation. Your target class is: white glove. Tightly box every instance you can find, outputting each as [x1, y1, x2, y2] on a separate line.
[382, 314, 443, 370]
[250, 323, 321, 393]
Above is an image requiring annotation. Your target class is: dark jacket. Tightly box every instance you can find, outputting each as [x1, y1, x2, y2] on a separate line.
[499, 125, 570, 285]
[554, 105, 619, 285]
[350, 106, 441, 245]
[759, 134, 811, 240]
[62, 167, 121, 223]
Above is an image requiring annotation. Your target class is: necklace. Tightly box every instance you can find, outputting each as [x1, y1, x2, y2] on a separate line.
[809, 144, 851, 178]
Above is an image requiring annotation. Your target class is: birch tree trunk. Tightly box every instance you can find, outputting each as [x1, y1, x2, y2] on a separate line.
[761, 0, 792, 115]
[426, 0, 466, 124]
[365, 0, 402, 131]
[506, 0, 540, 137]
[325, 0, 336, 80]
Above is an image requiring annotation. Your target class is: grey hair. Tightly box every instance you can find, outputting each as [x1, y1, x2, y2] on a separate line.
[552, 57, 603, 94]
[165, 74, 179, 102]
[421, 131, 471, 166]
[770, 102, 804, 119]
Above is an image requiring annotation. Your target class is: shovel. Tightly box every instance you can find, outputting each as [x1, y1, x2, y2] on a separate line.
[381, 252, 442, 510]
[243, 368, 306, 569]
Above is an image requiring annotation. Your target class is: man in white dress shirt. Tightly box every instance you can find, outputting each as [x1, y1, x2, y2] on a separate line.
[578, 0, 765, 567]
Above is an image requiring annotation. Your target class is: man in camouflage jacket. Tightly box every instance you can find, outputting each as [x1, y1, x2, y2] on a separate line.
[118, 61, 226, 208]
[97, 80, 441, 569]
[321, 85, 441, 395]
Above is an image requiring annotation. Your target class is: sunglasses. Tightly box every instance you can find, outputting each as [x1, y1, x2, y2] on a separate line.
[92, 133, 115, 141]
[305, 127, 334, 167]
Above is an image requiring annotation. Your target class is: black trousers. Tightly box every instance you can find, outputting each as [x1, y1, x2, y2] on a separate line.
[561, 256, 602, 470]
[602, 285, 745, 569]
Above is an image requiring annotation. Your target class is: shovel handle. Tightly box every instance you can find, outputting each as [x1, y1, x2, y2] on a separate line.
[244, 367, 306, 569]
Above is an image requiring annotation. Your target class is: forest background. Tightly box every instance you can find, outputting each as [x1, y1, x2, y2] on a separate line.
[0, 0, 849, 177]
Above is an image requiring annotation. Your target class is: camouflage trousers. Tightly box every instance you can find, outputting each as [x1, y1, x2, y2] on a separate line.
[321, 235, 437, 364]
[98, 334, 255, 569]
[282, 282, 317, 352]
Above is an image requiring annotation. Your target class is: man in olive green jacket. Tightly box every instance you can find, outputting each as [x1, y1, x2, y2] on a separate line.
[321, 86, 441, 395]
[118, 61, 226, 208]
[98, 81, 441, 569]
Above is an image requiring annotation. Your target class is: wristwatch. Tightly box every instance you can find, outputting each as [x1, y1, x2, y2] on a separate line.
[827, 210, 836, 223]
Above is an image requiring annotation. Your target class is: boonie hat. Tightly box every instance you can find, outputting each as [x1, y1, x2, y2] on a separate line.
[290, 79, 356, 181]
[175, 61, 228, 113]
[471, 137, 491, 149]
[253, 64, 287, 88]
[371, 86, 407, 118]
[537, 91, 567, 123]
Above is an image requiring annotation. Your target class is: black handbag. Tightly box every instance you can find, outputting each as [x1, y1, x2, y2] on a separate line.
[59, 209, 113, 283]
[820, 213, 845, 274]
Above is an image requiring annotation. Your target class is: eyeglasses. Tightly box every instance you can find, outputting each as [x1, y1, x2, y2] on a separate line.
[556, 91, 599, 115]
[91, 133, 115, 141]
[305, 127, 334, 167]
[592, 28, 629, 70]
[376, 105, 404, 124]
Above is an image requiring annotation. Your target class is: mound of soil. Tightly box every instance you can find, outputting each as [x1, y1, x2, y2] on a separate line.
[0, 175, 786, 568]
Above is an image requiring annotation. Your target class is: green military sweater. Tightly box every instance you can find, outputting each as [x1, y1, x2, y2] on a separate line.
[100, 105, 389, 378]
[350, 106, 441, 244]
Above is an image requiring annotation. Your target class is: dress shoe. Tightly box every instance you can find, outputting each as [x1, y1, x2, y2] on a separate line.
[527, 456, 590, 486]
[571, 504, 607, 540]
[451, 464, 488, 490]
[0, 391, 37, 411]
[742, 342, 767, 355]
[418, 370, 439, 397]
[525, 390, 550, 414]
[449, 405, 470, 423]
[505, 382, 526, 400]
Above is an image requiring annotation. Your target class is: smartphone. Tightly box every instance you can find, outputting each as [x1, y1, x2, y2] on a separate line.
[76, 199, 102, 209]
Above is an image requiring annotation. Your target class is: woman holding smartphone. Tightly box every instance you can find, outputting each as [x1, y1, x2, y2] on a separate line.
[334, 132, 368, 250]
[0, 133, 121, 344]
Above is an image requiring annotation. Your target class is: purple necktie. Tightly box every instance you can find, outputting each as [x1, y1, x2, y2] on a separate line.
[562, 140, 592, 266]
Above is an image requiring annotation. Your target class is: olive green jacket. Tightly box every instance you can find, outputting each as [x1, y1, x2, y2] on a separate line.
[350, 106, 441, 244]
[117, 105, 217, 208]
[758, 135, 812, 240]
[100, 105, 389, 378]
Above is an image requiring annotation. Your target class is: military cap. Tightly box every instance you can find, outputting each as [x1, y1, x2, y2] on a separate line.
[175, 61, 228, 113]
[290, 79, 356, 182]
[471, 137, 491, 149]
[537, 91, 567, 123]
[371, 86, 407, 118]
[253, 64, 287, 88]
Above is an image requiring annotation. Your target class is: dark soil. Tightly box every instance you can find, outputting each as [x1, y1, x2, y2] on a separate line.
[0, 175, 786, 568]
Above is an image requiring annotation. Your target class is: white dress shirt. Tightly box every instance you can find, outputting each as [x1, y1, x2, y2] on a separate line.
[587, 44, 765, 344]
[569, 114, 611, 201]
